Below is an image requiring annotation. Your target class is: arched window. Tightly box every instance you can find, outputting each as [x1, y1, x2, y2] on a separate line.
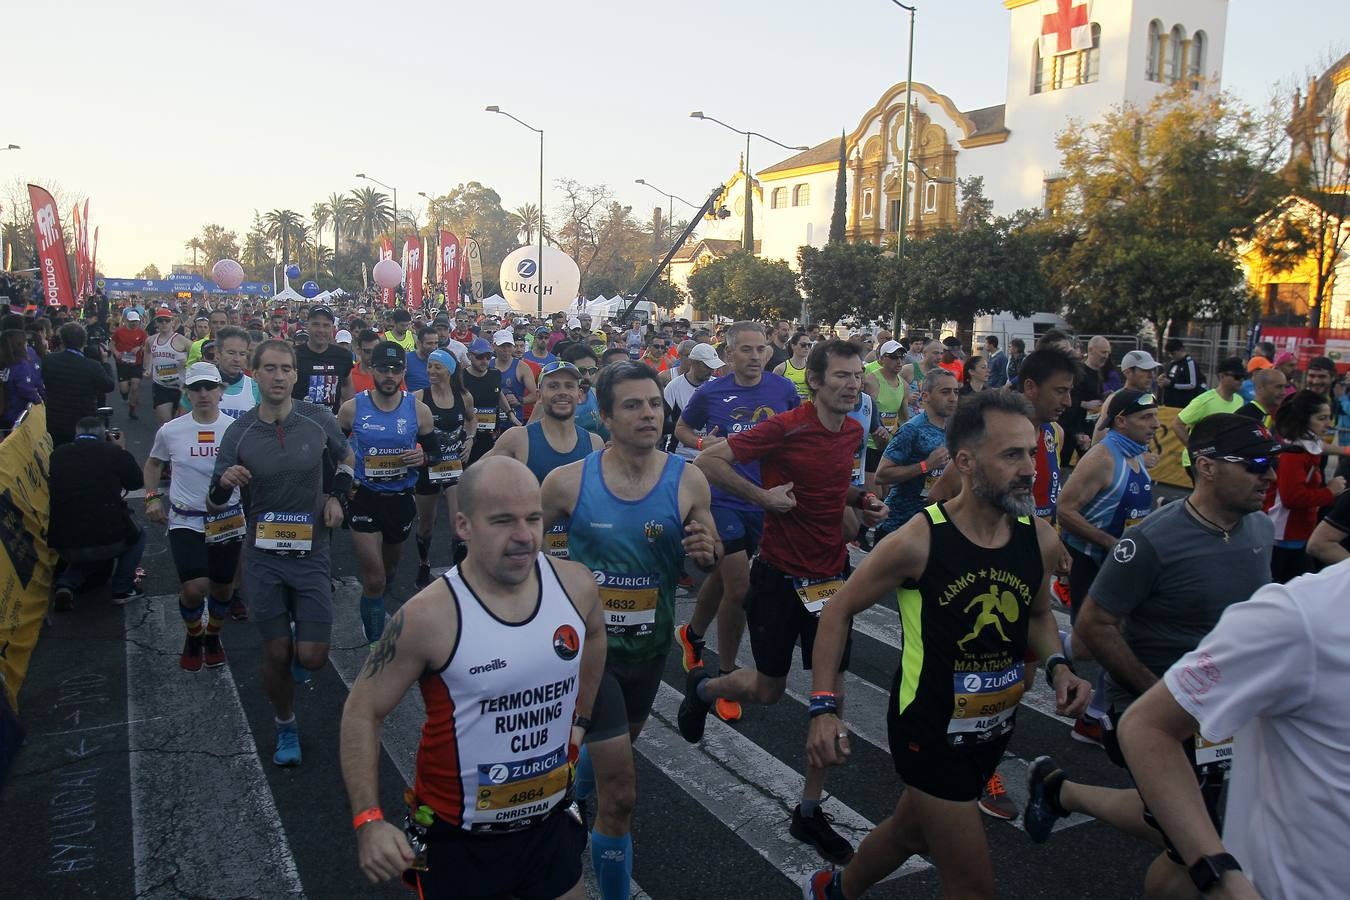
[1168, 25, 1186, 83]
[770, 187, 787, 209]
[1080, 23, 1101, 84]
[793, 184, 810, 206]
[862, 189, 874, 219]
[1146, 20, 1163, 81]
[923, 181, 939, 213]
[1190, 30, 1206, 88]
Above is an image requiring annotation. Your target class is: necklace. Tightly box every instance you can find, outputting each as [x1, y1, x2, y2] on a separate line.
[1185, 499, 1232, 544]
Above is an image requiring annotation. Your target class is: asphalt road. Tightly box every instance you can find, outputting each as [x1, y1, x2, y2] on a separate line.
[2, 381, 1163, 899]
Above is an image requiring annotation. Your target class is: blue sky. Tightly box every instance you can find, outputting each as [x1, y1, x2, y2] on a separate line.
[4, 0, 1343, 276]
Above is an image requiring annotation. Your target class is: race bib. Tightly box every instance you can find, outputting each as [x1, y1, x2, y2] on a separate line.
[920, 464, 946, 498]
[545, 521, 569, 559]
[794, 576, 845, 616]
[364, 447, 408, 481]
[254, 511, 314, 553]
[596, 571, 659, 637]
[880, 411, 900, 431]
[1193, 733, 1234, 769]
[948, 662, 1025, 745]
[204, 506, 246, 544]
[155, 362, 180, 383]
[474, 745, 570, 831]
[119, 350, 139, 364]
[850, 449, 864, 485]
[428, 457, 463, 484]
[476, 408, 497, 432]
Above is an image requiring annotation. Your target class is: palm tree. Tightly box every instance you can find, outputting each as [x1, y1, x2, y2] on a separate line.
[264, 209, 306, 268]
[311, 202, 331, 280]
[241, 212, 274, 277]
[184, 236, 205, 271]
[325, 191, 353, 257]
[513, 203, 541, 244]
[348, 187, 393, 250]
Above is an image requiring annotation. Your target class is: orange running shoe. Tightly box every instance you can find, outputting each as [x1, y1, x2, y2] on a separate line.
[714, 697, 742, 723]
[675, 623, 703, 672]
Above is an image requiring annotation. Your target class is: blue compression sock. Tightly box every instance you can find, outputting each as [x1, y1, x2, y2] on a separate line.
[360, 596, 385, 643]
[574, 745, 596, 802]
[590, 830, 632, 900]
[1087, 668, 1109, 721]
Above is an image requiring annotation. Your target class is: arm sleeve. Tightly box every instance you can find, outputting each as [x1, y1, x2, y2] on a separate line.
[1163, 584, 1314, 742]
[1172, 359, 1200, 392]
[1085, 530, 1161, 618]
[725, 413, 789, 465]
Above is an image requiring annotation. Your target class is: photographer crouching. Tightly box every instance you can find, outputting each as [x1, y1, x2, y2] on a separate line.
[48, 414, 147, 609]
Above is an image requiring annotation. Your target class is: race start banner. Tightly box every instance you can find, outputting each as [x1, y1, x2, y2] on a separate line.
[0, 404, 58, 713]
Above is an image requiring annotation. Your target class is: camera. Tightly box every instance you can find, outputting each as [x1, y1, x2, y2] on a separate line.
[97, 406, 121, 442]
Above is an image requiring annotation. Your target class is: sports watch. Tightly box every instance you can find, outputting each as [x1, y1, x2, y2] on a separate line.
[1188, 852, 1241, 893]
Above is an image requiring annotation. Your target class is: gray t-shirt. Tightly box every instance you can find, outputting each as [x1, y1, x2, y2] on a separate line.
[212, 399, 349, 557]
[1088, 499, 1273, 711]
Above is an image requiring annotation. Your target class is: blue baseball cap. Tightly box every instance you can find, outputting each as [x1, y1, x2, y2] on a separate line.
[467, 337, 492, 355]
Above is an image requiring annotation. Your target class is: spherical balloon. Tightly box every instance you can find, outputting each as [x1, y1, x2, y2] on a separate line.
[211, 259, 245, 291]
[301, 281, 320, 298]
[285, 264, 301, 280]
[498, 245, 582, 315]
[373, 258, 403, 290]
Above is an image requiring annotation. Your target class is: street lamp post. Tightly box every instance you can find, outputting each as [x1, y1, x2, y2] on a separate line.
[486, 106, 545, 319]
[1, 144, 19, 151]
[689, 112, 808, 253]
[890, 1, 917, 334]
[356, 172, 399, 258]
[635, 179, 699, 245]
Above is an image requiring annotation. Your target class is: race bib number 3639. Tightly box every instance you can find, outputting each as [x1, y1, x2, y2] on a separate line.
[254, 512, 314, 553]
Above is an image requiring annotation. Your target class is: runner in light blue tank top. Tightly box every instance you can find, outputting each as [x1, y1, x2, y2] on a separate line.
[353, 389, 420, 493]
[524, 420, 591, 484]
[1063, 429, 1154, 564]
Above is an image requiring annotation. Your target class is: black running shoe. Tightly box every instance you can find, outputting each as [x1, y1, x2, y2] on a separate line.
[415, 564, 432, 589]
[1024, 755, 1067, 843]
[790, 805, 854, 865]
[677, 667, 712, 743]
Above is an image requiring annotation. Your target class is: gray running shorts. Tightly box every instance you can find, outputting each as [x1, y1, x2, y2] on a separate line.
[242, 544, 333, 643]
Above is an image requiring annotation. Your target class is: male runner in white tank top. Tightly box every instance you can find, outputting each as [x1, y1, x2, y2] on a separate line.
[340, 456, 607, 899]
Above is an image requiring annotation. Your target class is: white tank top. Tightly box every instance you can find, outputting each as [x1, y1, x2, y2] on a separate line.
[149, 333, 187, 387]
[414, 555, 584, 832]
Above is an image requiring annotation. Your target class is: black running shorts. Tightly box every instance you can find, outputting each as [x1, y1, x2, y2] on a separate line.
[116, 361, 142, 383]
[887, 726, 1012, 803]
[348, 487, 416, 543]
[413, 807, 586, 900]
[744, 557, 852, 680]
[152, 383, 181, 408]
[584, 656, 666, 743]
[168, 527, 242, 584]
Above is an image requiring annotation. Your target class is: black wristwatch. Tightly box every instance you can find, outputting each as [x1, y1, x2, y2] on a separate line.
[1044, 654, 1075, 689]
[1188, 853, 1241, 893]
[572, 715, 592, 735]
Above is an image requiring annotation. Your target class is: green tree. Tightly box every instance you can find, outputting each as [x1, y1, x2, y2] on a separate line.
[135, 263, 162, 280]
[264, 209, 306, 269]
[687, 251, 800, 321]
[1041, 84, 1283, 342]
[512, 203, 541, 244]
[196, 224, 240, 270]
[426, 182, 518, 274]
[348, 186, 394, 248]
[240, 213, 276, 279]
[798, 241, 882, 326]
[829, 131, 848, 244]
[184, 237, 204, 272]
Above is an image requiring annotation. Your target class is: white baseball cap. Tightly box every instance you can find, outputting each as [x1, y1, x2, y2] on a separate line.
[123, 309, 141, 322]
[878, 339, 904, 357]
[567, 317, 583, 330]
[1120, 350, 1161, 370]
[335, 329, 353, 344]
[492, 328, 516, 346]
[688, 343, 725, 369]
[184, 362, 222, 387]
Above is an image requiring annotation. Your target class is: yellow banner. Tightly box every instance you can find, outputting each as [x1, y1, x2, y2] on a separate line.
[0, 405, 58, 712]
[1150, 407, 1192, 489]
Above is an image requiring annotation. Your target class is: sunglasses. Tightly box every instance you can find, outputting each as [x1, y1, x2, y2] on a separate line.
[573, 365, 600, 376]
[373, 365, 406, 373]
[1205, 455, 1273, 475]
[186, 382, 218, 392]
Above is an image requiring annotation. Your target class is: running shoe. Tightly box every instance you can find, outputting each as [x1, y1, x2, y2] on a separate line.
[1024, 755, 1067, 843]
[800, 869, 840, 900]
[790, 805, 854, 865]
[179, 635, 204, 673]
[677, 667, 711, 743]
[714, 697, 743, 723]
[415, 564, 432, 589]
[1070, 713, 1104, 748]
[361, 596, 386, 644]
[128, 410, 138, 421]
[273, 722, 301, 767]
[110, 585, 146, 605]
[228, 592, 248, 621]
[977, 771, 1017, 820]
[202, 634, 227, 668]
[53, 586, 75, 611]
[675, 623, 704, 672]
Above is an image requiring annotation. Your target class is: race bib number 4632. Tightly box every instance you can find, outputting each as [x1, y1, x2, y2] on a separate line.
[596, 571, 659, 636]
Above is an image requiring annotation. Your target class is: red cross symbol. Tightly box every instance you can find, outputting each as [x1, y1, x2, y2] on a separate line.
[1042, 0, 1089, 53]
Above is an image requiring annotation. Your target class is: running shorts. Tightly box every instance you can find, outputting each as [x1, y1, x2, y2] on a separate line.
[865, 445, 884, 473]
[1066, 545, 1101, 624]
[711, 504, 764, 557]
[584, 655, 666, 743]
[348, 487, 416, 543]
[414, 463, 462, 495]
[412, 806, 586, 899]
[887, 724, 1012, 803]
[152, 383, 181, 408]
[168, 527, 242, 584]
[116, 361, 142, 383]
[744, 557, 852, 680]
[241, 545, 333, 643]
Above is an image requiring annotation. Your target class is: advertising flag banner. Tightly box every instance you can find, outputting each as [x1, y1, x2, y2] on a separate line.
[404, 236, 424, 310]
[71, 203, 85, 302]
[81, 199, 93, 297]
[439, 231, 461, 312]
[464, 237, 483, 305]
[27, 185, 76, 308]
[380, 238, 396, 308]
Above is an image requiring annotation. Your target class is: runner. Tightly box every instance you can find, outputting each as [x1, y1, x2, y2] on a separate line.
[349, 329, 386, 394]
[1170, 356, 1246, 481]
[800, 390, 1092, 900]
[462, 336, 509, 466]
[487, 359, 604, 560]
[187, 309, 228, 366]
[899, 340, 942, 418]
[209, 339, 354, 767]
[209, 326, 262, 422]
[146, 308, 190, 424]
[678, 339, 889, 864]
[143, 362, 245, 672]
[384, 308, 416, 351]
[1091, 350, 1160, 442]
[494, 328, 537, 428]
[1023, 415, 1280, 900]
[772, 331, 812, 400]
[339, 456, 607, 899]
[540, 361, 719, 900]
[665, 343, 722, 459]
[337, 341, 435, 646]
[673, 321, 799, 724]
[403, 326, 438, 393]
[1235, 366, 1286, 431]
[292, 305, 353, 415]
[873, 367, 959, 540]
[412, 348, 475, 589]
[185, 314, 212, 365]
[863, 339, 908, 499]
[111, 309, 148, 420]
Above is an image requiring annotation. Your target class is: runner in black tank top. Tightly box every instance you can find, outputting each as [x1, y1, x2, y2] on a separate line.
[798, 392, 1091, 900]
[413, 349, 476, 587]
[462, 340, 504, 465]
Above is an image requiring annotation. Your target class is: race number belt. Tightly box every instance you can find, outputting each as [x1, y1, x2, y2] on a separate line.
[473, 745, 570, 832]
[596, 571, 659, 637]
[475, 408, 497, 432]
[119, 350, 139, 364]
[545, 521, 569, 559]
[794, 575, 845, 616]
[428, 457, 463, 484]
[254, 511, 314, 553]
[921, 464, 946, 498]
[204, 506, 246, 544]
[363, 447, 408, 481]
[948, 661, 1025, 746]
[1193, 733, 1234, 769]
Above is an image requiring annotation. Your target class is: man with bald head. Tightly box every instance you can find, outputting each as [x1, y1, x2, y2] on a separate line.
[1237, 366, 1287, 430]
[341, 455, 607, 899]
[1064, 336, 1111, 465]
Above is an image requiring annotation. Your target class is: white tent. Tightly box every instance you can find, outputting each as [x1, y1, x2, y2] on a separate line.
[481, 293, 512, 315]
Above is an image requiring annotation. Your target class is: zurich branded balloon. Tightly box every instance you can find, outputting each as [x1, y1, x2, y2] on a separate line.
[499, 245, 581, 315]
[285, 264, 301, 280]
[301, 281, 320, 298]
[211, 259, 245, 290]
[372, 258, 403, 290]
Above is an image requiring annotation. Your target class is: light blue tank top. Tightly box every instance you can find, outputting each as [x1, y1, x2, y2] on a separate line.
[353, 390, 420, 492]
[847, 392, 873, 488]
[524, 421, 591, 485]
[1063, 431, 1153, 562]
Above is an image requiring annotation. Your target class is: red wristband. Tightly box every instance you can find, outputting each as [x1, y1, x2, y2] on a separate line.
[352, 807, 384, 830]
[919, 460, 929, 474]
[697, 437, 704, 450]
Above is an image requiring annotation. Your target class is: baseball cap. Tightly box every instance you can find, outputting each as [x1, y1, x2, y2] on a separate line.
[878, 339, 903, 357]
[467, 337, 492, 355]
[1104, 389, 1158, 423]
[154, 307, 173, 319]
[492, 328, 516, 347]
[335, 329, 353, 344]
[688, 343, 725, 368]
[183, 362, 222, 388]
[1273, 351, 1296, 367]
[539, 359, 581, 380]
[1216, 356, 1247, 378]
[433, 316, 450, 326]
[308, 305, 335, 321]
[567, 317, 582, 330]
[123, 310, 141, 322]
[1120, 350, 1160, 370]
[370, 340, 406, 369]
[535, 326, 551, 337]
[1246, 356, 1273, 372]
[1188, 414, 1283, 462]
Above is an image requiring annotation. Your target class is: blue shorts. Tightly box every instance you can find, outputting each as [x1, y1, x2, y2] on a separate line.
[712, 504, 763, 557]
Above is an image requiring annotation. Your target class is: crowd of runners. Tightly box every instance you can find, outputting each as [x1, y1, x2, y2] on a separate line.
[5, 291, 1349, 900]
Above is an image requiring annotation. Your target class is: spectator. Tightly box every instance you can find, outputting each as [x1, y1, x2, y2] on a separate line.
[1158, 338, 1205, 407]
[960, 355, 990, 395]
[0, 329, 44, 433]
[1005, 337, 1026, 390]
[48, 415, 146, 608]
[1266, 389, 1345, 582]
[984, 335, 1008, 388]
[40, 322, 115, 445]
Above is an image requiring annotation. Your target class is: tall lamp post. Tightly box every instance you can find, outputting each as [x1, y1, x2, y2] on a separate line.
[889, 1, 918, 334]
[635, 178, 700, 245]
[356, 172, 399, 258]
[486, 106, 545, 319]
[689, 112, 808, 252]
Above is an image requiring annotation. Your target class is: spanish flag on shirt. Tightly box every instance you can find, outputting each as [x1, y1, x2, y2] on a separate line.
[197, 431, 214, 443]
